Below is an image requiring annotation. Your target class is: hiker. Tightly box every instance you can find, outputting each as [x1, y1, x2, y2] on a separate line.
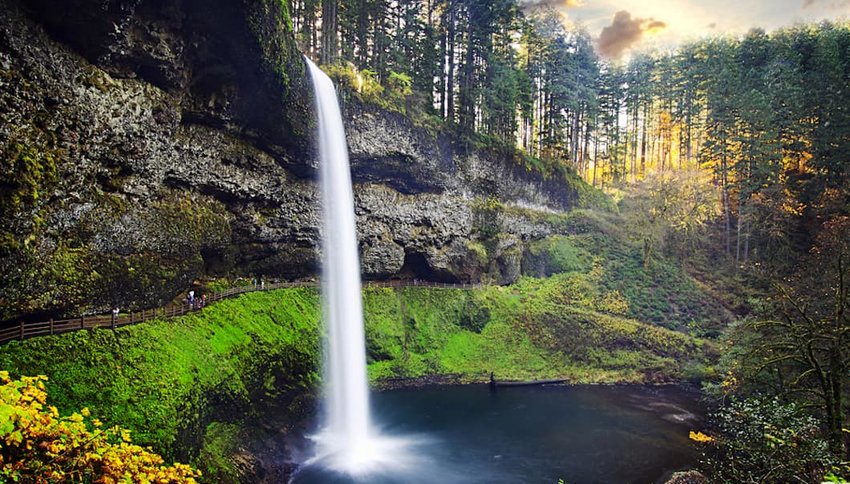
[201, 294, 207, 308]
[111, 307, 119, 324]
[188, 290, 195, 308]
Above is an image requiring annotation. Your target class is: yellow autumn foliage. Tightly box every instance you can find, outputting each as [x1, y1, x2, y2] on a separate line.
[689, 430, 714, 443]
[0, 371, 200, 483]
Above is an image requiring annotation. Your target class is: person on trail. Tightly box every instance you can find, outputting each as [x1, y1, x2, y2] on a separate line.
[188, 290, 195, 308]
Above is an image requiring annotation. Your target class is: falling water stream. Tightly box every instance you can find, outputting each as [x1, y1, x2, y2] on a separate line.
[306, 54, 371, 456]
[303, 57, 421, 478]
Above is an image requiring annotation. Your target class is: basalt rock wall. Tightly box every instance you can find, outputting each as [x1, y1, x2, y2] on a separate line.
[0, 0, 604, 321]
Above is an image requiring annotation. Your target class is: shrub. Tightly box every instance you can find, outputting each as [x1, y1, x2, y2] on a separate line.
[525, 236, 592, 276]
[700, 397, 838, 483]
[0, 372, 200, 483]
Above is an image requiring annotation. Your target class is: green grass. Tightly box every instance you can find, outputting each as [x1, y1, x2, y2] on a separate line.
[195, 422, 242, 482]
[524, 235, 593, 276]
[516, 206, 731, 336]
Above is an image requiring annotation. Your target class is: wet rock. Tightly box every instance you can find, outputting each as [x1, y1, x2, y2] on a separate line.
[345, 99, 586, 211]
[665, 470, 709, 484]
[0, 0, 312, 319]
[360, 236, 405, 279]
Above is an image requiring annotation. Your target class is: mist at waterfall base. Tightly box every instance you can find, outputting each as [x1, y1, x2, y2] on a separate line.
[301, 57, 425, 478]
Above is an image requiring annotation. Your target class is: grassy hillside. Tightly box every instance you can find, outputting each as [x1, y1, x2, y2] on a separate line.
[0, 276, 713, 456]
[0, 289, 321, 462]
[0, 222, 722, 477]
[363, 282, 711, 385]
[520, 209, 732, 335]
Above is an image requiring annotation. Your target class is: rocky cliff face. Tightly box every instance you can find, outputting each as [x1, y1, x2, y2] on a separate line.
[0, 0, 604, 321]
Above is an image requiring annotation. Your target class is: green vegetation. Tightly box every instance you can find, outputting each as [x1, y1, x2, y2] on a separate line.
[697, 397, 840, 483]
[195, 422, 241, 483]
[0, 126, 60, 248]
[587, 236, 728, 334]
[524, 235, 593, 276]
[293, 0, 601, 174]
[363, 283, 709, 384]
[516, 204, 729, 335]
[704, 218, 850, 473]
[0, 289, 321, 464]
[4, 0, 850, 479]
[0, 271, 713, 467]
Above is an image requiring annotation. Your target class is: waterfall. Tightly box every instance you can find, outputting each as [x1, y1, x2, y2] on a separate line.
[304, 56, 423, 480]
[306, 53, 371, 448]
[305, 56, 373, 471]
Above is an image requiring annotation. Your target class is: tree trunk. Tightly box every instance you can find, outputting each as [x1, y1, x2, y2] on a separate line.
[827, 351, 845, 457]
[640, 102, 648, 177]
[592, 112, 599, 187]
[356, 0, 369, 68]
[459, 15, 475, 134]
[446, 0, 456, 124]
[721, 141, 731, 256]
[571, 109, 581, 167]
[631, 103, 638, 182]
[582, 113, 592, 179]
[735, 207, 742, 264]
[321, 0, 338, 64]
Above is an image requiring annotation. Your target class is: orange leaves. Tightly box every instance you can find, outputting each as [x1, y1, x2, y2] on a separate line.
[0, 372, 200, 483]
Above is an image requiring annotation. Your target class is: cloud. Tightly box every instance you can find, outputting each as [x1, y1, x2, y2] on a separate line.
[596, 10, 667, 58]
[803, 0, 850, 8]
[517, 0, 582, 8]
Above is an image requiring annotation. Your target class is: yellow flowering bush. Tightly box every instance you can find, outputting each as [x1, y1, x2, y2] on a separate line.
[0, 372, 200, 483]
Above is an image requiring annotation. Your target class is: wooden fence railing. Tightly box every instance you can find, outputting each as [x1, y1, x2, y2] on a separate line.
[0, 280, 483, 345]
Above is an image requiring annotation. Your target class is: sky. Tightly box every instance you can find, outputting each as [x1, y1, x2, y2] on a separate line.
[521, 0, 850, 58]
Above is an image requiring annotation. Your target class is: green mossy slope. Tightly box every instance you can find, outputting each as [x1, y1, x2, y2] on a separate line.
[521, 209, 731, 335]
[363, 282, 709, 384]
[0, 289, 321, 461]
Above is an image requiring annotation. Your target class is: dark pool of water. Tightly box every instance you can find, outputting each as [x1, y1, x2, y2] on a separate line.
[289, 384, 703, 484]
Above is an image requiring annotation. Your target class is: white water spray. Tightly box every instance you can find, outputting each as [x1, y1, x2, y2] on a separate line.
[305, 57, 421, 477]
